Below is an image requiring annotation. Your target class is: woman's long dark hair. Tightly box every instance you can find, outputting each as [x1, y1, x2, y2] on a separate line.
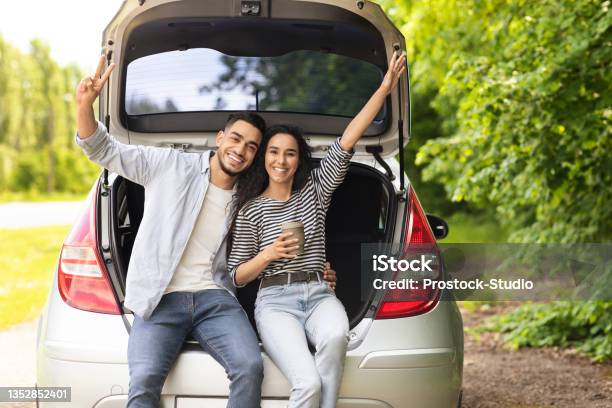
[227, 124, 312, 256]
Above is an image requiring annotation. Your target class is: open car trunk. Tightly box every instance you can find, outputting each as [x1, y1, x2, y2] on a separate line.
[109, 161, 397, 329]
[100, 0, 408, 158]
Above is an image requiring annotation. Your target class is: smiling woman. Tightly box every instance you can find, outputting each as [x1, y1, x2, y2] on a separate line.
[262, 125, 311, 190]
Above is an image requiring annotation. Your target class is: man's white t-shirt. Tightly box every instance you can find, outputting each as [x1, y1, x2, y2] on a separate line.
[165, 182, 234, 294]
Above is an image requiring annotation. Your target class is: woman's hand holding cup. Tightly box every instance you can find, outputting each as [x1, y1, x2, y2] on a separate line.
[262, 232, 300, 262]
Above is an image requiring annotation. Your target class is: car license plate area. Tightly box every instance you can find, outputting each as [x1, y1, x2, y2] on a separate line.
[176, 398, 287, 408]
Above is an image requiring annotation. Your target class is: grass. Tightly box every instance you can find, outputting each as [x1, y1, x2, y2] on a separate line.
[0, 191, 87, 204]
[0, 225, 71, 329]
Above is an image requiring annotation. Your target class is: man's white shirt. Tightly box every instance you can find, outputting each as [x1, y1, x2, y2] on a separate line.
[165, 183, 234, 294]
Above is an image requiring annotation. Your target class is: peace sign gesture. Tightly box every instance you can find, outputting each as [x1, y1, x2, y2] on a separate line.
[379, 51, 406, 96]
[76, 55, 116, 108]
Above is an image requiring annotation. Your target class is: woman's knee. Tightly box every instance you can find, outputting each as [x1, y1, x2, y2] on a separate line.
[319, 326, 349, 351]
[294, 375, 322, 399]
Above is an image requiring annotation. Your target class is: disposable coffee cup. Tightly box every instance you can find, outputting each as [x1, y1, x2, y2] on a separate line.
[281, 221, 305, 256]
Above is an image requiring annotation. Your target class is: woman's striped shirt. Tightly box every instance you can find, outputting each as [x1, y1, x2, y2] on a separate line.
[228, 138, 353, 286]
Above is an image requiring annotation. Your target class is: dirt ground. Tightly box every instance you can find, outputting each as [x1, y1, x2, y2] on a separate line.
[460, 304, 612, 408]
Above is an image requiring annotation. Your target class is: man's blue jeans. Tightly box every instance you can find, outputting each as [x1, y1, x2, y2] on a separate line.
[127, 289, 263, 408]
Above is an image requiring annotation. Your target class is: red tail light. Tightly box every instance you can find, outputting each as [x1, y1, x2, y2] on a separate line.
[376, 187, 440, 319]
[57, 184, 121, 314]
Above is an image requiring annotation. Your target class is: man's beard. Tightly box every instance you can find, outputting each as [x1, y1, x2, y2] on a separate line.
[218, 155, 243, 177]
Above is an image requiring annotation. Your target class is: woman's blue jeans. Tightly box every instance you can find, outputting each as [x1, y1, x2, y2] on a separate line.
[255, 280, 349, 408]
[127, 289, 263, 408]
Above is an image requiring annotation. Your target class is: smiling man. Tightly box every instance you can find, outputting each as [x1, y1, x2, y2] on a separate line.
[74, 56, 336, 407]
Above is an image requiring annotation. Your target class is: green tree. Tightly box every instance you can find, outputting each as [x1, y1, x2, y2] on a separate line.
[0, 36, 20, 190]
[378, 0, 611, 243]
[0, 37, 99, 195]
[30, 40, 73, 192]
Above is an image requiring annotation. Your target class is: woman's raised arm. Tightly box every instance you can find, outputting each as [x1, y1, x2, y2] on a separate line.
[339, 51, 406, 152]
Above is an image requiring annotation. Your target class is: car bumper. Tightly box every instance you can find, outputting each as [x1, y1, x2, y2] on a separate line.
[38, 280, 462, 407]
[38, 353, 460, 408]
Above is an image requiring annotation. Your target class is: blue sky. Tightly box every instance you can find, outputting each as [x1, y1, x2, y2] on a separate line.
[0, 0, 123, 69]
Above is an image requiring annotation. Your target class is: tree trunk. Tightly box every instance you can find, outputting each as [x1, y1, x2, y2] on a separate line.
[47, 110, 54, 193]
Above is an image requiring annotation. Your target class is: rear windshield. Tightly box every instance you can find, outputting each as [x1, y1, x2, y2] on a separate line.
[125, 48, 384, 119]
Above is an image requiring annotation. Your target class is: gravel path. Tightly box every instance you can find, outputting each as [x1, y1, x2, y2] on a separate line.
[0, 201, 82, 406]
[0, 320, 37, 408]
[461, 304, 612, 407]
[0, 201, 84, 229]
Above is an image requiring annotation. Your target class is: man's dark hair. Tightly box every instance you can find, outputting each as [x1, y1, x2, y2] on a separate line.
[225, 112, 266, 135]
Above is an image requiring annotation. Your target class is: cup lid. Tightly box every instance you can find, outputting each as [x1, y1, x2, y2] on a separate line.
[281, 221, 304, 229]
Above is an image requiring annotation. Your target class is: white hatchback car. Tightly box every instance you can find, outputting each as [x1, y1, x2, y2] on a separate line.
[36, 0, 463, 407]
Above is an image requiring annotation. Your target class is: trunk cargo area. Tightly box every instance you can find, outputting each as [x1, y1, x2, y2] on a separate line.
[110, 162, 396, 328]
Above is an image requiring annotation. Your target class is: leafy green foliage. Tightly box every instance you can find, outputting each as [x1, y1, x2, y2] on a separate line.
[481, 301, 612, 362]
[377, 0, 611, 243]
[0, 35, 99, 194]
[443, 212, 508, 243]
[376, 0, 611, 360]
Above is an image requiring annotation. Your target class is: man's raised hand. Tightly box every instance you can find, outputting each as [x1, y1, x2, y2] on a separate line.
[76, 56, 115, 139]
[76, 55, 115, 108]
